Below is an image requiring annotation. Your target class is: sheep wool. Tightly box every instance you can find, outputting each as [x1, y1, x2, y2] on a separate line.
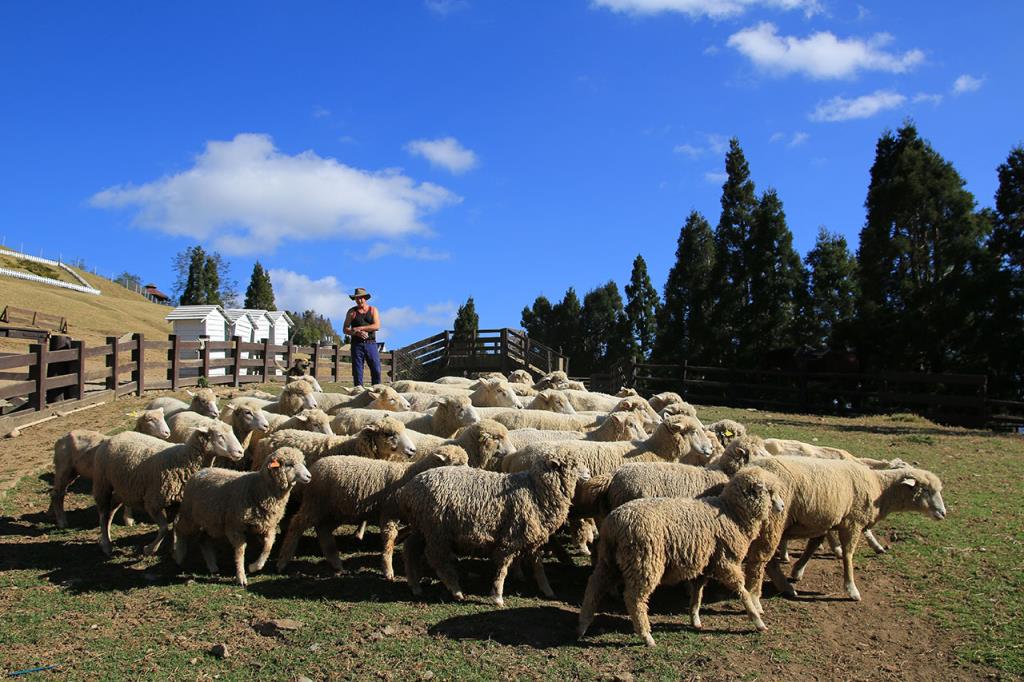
[146, 387, 219, 419]
[250, 416, 417, 470]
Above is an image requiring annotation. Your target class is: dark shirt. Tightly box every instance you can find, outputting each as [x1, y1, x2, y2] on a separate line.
[349, 306, 376, 343]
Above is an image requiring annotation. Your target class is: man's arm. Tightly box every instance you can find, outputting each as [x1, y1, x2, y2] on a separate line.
[342, 308, 357, 336]
[360, 306, 381, 333]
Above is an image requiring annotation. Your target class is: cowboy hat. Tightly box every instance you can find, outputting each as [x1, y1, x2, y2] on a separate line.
[350, 287, 372, 301]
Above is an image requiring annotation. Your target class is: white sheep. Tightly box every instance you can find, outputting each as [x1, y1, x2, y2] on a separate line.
[505, 412, 648, 452]
[246, 408, 335, 458]
[170, 405, 270, 445]
[525, 389, 577, 414]
[488, 409, 603, 433]
[91, 421, 245, 556]
[508, 369, 534, 385]
[326, 385, 412, 413]
[647, 391, 685, 413]
[276, 444, 469, 579]
[391, 380, 472, 396]
[172, 447, 311, 586]
[398, 453, 590, 605]
[332, 395, 480, 438]
[435, 376, 477, 386]
[470, 378, 524, 409]
[558, 389, 621, 413]
[147, 388, 220, 419]
[577, 466, 787, 645]
[250, 416, 417, 470]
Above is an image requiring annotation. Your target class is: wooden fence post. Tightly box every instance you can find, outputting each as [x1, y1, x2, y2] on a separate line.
[681, 360, 688, 400]
[285, 343, 294, 377]
[29, 342, 48, 411]
[106, 336, 119, 397]
[200, 335, 210, 382]
[334, 343, 341, 383]
[263, 339, 273, 384]
[133, 332, 145, 396]
[500, 329, 509, 374]
[312, 343, 321, 382]
[232, 337, 242, 388]
[168, 334, 180, 390]
[74, 340, 85, 400]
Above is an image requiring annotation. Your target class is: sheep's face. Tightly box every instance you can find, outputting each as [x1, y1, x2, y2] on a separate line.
[476, 379, 524, 409]
[200, 423, 245, 462]
[727, 468, 785, 519]
[614, 397, 660, 431]
[649, 392, 682, 413]
[431, 444, 470, 468]
[615, 387, 639, 398]
[531, 390, 575, 414]
[661, 402, 697, 420]
[370, 387, 410, 412]
[474, 424, 515, 468]
[898, 471, 946, 520]
[710, 420, 746, 447]
[437, 397, 480, 426]
[719, 435, 768, 475]
[508, 370, 533, 385]
[663, 416, 715, 464]
[602, 413, 646, 441]
[368, 418, 417, 460]
[295, 409, 334, 435]
[188, 389, 220, 418]
[265, 447, 312, 489]
[237, 406, 271, 434]
[297, 374, 324, 393]
[137, 408, 171, 440]
[534, 455, 587, 498]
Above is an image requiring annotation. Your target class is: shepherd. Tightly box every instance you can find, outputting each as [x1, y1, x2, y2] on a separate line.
[343, 287, 382, 387]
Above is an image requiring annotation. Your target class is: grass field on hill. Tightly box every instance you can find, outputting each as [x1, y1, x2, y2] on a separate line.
[0, 396, 1020, 680]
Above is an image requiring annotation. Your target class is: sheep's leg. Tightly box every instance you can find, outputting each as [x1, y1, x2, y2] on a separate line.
[49, 469, 76, 529]
[142, 506, 170, 556]
[864, 529, 887, 554]
[766, 558, 797, 598]
[315, 522, 344, 572]
[550, 535, 576, 566]
[827, 531, 843, 558]
[425, 540, 463, 601]
[121, 504, 136, 527]
[171, 518, 193, 566]
[688, 577, 708, 629]
[380, 519, 399, 581]
[93, 483, 119, 557]
[276, 514, 308, 573]
[354, 520, 368, 541]
[713, 560, 767, 632]
[791, 535, 825, 582]
[490, 551, 516, 606]
[570, 519, 591, 555]
[577, 554, 614, 639]
[199, 537, 219, 574]
[248, 529, 276, 574]
[623, 573, 660, 647]
[228, 529, 249, 587]
[529, 550, 555, 599]
[403, 531, 426, 596]
[838, 526, 862, 601]
[777, 538, 791, 563]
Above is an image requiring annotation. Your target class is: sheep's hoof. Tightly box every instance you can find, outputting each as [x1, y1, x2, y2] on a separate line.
[847, 587, 862, 601]
[642, 634, 656, 648]
[410, 584, 423, 596]
[874, 546, 888, 555]
[576, 625, 589, 640]
[493, 596, 504, 607]
[384, 572, 395, 582]
[755, 622, 768, 633]
[247, 562, 264, 574]
[831, 547, 844, 558]
[99, 543, 113, 558]
[541, 588, 556, 599]
[577, 545, 591, 557]
[778, 553, 791, 563]
[790, 568, 806, 582]
[782, 587, 799, 599]
[452, 591, 465, 602]
[691, 618, 703, 630]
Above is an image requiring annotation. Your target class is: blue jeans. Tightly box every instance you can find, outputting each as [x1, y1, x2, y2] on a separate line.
[352, 341, 382, 386]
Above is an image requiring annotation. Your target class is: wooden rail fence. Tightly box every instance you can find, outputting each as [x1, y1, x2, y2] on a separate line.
[393, 328, 567, 381]
[0, 333, 395, 436]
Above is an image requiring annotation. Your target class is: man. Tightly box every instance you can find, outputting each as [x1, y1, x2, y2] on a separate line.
[343, 287, 382, 386]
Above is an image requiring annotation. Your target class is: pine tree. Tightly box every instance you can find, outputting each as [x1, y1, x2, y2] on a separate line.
[580, 281, 626, 375]
[655, 211, 716, 363]
[707, 138, 758, 364]
[180, 246, 209, 305]
[804, 228, 858, 352]
[624, 254, 660, 359]
[857, 123, 987, 373]
[288, 309, 340, 346]
[244, 261, 276, 310]
[452, 297, 479, 342]
[520, 295, 555, 343]
[203, 255, 222, 306]
[743, 189, 807, 364]
[174, 245, 235, 306]
[551, 288, 583, 365]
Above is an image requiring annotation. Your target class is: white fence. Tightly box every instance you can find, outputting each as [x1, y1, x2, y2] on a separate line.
[0, 248, 101, 295]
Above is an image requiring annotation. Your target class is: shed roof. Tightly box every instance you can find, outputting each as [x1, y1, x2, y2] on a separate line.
[223, 308, 255, 324]
[266, 310, 294, 326]
[165, 305, 227, 322]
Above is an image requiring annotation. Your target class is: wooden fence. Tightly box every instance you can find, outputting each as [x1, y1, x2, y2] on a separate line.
[393, 328, 567, 382]
[591, 359, 1024, 430]
[0, 333, 394, 436]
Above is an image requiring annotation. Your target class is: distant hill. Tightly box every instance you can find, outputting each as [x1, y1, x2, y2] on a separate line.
[0, 261, 172, 350]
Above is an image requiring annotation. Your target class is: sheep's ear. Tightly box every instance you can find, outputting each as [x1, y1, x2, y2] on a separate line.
[195, 426, 210, 435]
[900, 477, 917, 488]
[186, 390, 195, 397]
[268, 457, 281, 469]
[297, 415, 309, 423]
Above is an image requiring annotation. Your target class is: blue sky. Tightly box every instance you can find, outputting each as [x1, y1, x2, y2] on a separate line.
[0, 1, 1018, 346]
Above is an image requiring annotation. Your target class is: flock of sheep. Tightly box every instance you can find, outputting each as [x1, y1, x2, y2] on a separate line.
[47, 368, 948, 647]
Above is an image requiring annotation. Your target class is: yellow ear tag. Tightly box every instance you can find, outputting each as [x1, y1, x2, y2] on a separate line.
[268, 459, 281, 469]
[724, 430, 734, 437]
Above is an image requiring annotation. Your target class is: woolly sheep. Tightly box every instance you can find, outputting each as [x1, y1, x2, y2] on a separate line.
[707, 419, 746, 448]
[276, 445, 469, 579]
[611, 396, 663, 433]
[615, 387, 639, 398]
[409, 420, 515, 469]
[602, 461, 730, 513]
[173, 447, 311, 586]
[251, 416, 417, 470]
[470, 378, 525, 409]
[332, 395, 480, 438]
[744, 457, 946, 605]
[577, 467, 786, 645]
[391, 380, 472, 397]
[559, 389, 620, 413]
[327, 385, 412, 413]
[170, 405, 270, 445]
[263, 380, 320, 415]
[435, 375, 477, 386]
[399, 391, 454, 413]
[533, 371, 569, 391]
[647, 391, 685, 413]
[660, 401, 698, 419]
[309, 390, 358, 413]
[399, 453, 590, 605]
[92, 421, 245, 556]
[525, 389, 577, 414]
[488, 409, 603, 433]
[505, 412, 647, 452]
[247, 408, 335, 456]
[508, 369, 533, 385]
[48, 409, 172, 528]
[147, 388, 220, 419]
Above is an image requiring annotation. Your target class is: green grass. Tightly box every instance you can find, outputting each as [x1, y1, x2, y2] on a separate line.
[0, 405, 1021, 679]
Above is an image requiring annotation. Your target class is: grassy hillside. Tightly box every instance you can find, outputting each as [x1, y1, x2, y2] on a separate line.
[0, 262, 172, 350]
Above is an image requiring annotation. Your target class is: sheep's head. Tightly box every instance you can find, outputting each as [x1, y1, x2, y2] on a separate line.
[529, 390, 576, 415]
[294, 373, 323, 393]
[615, 387, 639, 398]
[613, 396, 661, 431]
[367, 386, 411, 412]
[648, 392, 684, 413]
[718, 435, 768, 475]
[283, 380, 318, 410]
[433, 395, 480, 427]
[136, 408, 171, 440]
[708, 419, 747, 448]
[892, 469, 946, 520]
[233, 405, 271, 434]
[365, 416, 417, 460]
[292, 408, 334, 435]
[461, 420, 514, 468]
[703, 429, 726, 459]
[194, 420, 245, 462]
[660, 402, 697, 419]
[424, 444, 470, 469]
[594, 412, 647, 442]
[508, 369, 533, 385]
[534, 370, 568, 390]
[660, 415, 715, 464]
[724, 467, 786, 521]
[532, 453, 590, 500]
[187, 388, 219, 418]
[474, 378, 524, 409]
[263, 446, 312, 491]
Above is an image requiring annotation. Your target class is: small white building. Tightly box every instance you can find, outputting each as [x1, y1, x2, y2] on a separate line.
[222, 309, 255, 342]
[266, 310, 294, 346]
[247, 310, 272, 343]
[165, 305, 229, 377]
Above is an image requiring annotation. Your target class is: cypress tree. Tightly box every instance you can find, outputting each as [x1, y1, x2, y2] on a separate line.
[452, 297, 479, 342]
[707, 138, 758, 364]
[180, 246, 208, 305]
[986, 146, 1024, 397]
[804, 228, 858, 352]
[552, 288, 583, 366]
[244, 261, 277, 310]
[624, 254, 660, 359]
[203, 254, 222, 306]
[655, 211, 716, 363]
[857, 123, 987, 372]
[580, 281, 626, 375]
[521, 295, 555, 343]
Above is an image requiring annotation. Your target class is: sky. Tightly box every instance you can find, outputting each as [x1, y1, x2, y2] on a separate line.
[0, 1, 1019, 347]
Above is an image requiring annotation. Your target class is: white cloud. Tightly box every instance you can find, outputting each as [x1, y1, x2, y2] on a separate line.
[952, 74, 983, 95]
[312, 106, 330, 119]
[789, 131, 809, 146]
[673, 143, 703, 158]
[377, 302, 458, 341]
[425, 0, 468, 15]
[269, 269, 352, 319]
[705, 133, 730, 154]
[810, 90, 906, 122]
[769, 131, 786, 143]
[704, 170, 728, 184]
[405, 137, 479, 174]
[913, 92, 943, 106]
[91, 133, 460, 255]
[366, 242, 451, 261]
[727, 23, 924, 79]
[592, 0, 821, 19]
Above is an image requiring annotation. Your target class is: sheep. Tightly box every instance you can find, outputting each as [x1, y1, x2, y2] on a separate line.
[171, 405, 270, 445]
[399, 391, 452, 412]
[489, 409, 603, 433]
[505, 412, 647, 452]
[326, 385, 412, 413]
[435, 375, 477, 386]
[743, 456, 946, 605]
[407, 420, 516, 469]
[763, 437, 855, 460]
[525, 389, 577, 414]
[559, 389, 621, 413]
[276, 445, 469, 579]
[48, 409, 172, 528]
[246, 408, 335, 456]
[399, 453, 590, 605]
[146, 388, 220, 419]
[508, 383, 539, 398]
[647, 391, 685, 413]
[308, 390, 358, 413]
[172, 447, 311, 586]
[264, 380, 320, 415]
[332, 395, 479, 438]
[288, 372, 324, 393]
[250, 416, 417, 470]
[533, 370, 569, 391]
[707, 419, 746, 448]
[391, 380, 472, 397]
[611, 396, 663, 433]
[602, 461, 731, 513]
[660, 401, 698, 419]
[508, 369, 533, 385]
[470, 378, 524, 409]
[500, 415, 715, 475]
[615, 387, 639, 398]
[577, 466, 786, 645]
[91, 421, 245, 556]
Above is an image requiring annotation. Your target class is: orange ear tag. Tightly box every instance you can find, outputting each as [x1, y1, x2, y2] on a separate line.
[269, 460, 281, 469]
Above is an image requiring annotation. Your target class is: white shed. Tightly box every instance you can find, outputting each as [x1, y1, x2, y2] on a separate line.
[266, 311, 294, 346]
[165, 305, 229, 377]
[223, 309, 255, 342]
[247, 310, 272, 343]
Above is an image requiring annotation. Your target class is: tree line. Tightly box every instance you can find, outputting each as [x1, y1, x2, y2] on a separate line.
[516, 123, 1024, 399]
